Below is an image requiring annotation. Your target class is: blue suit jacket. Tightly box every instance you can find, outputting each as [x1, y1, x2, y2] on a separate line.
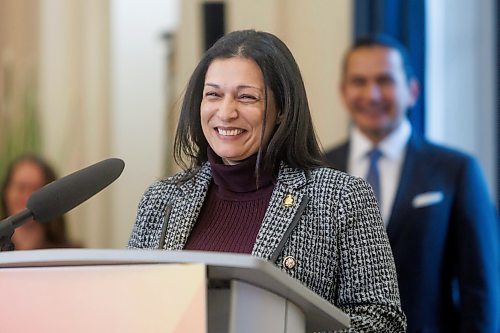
[325, 133, 500, 333]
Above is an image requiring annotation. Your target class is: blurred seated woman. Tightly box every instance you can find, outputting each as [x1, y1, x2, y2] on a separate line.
[1, 154, 75, 250]
[128, 30, 406, 331]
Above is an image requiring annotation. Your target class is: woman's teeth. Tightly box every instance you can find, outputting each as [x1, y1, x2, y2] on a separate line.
[217, 128, 243, 136]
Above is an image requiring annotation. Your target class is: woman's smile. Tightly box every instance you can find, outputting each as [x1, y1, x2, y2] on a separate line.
[215, 127, 245, 137]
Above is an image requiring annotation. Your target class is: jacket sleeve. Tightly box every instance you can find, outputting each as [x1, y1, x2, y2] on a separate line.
[128, 181, 166, 249]
[453, 156, 500, 332]
[334, 176, 406, 332]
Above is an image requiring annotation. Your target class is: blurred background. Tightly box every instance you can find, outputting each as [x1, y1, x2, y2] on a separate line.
[0, 0, 497, 248]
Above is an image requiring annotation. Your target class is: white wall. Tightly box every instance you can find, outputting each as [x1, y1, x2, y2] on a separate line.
[426, 0, 497, 200]
[110, 0, 179, 247]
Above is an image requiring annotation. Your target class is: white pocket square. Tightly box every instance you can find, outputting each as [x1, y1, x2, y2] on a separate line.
[412, 191, 444, 208]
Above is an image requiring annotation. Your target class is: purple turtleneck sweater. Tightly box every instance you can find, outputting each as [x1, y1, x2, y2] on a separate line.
[184, 149, 274, 253]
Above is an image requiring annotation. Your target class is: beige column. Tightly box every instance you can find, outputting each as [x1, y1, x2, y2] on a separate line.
[38, 0, 111, 247]
[0, 0, 40, 178]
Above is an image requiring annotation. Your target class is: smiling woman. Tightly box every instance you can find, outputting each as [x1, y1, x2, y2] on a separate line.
[200, 57, 278, 165]
[128, 29, 406, 332]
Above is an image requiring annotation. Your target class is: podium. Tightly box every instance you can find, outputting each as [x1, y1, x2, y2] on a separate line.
[0, 249, 350, 332]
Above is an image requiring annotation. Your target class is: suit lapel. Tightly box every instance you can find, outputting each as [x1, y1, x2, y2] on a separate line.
[386, 134, 422, 242]
[163, 164, 212, 250]
[252, 164, 309, 261]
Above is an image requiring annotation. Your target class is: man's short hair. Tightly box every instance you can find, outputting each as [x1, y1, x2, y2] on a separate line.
[342, 34, 416, 81]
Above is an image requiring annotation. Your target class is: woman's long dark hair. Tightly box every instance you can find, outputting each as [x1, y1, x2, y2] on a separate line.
[174, 30, 326, 176]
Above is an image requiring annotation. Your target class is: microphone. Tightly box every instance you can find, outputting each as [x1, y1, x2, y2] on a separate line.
[0, 158, 125, 250]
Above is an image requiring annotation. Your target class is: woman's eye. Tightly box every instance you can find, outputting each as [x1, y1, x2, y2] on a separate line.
[239, 94, 257, 100]
[205, 91, 219, 98]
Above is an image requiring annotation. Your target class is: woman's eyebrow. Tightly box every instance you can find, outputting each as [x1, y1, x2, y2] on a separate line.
[204, 82, 263, 91]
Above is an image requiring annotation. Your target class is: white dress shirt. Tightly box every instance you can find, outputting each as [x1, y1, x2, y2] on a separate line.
[347, 119, 411, 225]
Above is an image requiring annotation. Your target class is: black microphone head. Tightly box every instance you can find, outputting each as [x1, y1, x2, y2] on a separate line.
[26, 158, 125, 223]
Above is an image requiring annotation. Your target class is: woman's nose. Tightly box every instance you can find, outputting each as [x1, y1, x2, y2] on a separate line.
[218, 97, 238, 121]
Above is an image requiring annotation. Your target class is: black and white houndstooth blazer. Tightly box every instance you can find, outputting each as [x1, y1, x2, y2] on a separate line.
[128, 162, 406, 332]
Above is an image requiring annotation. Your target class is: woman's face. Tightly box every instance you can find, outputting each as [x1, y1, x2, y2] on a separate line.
[4, 160, 45, 215]
[5, 160, 48, 250]
[200, 57, 278, 165]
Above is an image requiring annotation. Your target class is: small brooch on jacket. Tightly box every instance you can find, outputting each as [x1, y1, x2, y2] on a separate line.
[283, 255, 297, 270]
[282, 194, 294, 208]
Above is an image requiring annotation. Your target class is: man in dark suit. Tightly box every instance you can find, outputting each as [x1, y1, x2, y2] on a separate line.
[325, 35, 499, 332]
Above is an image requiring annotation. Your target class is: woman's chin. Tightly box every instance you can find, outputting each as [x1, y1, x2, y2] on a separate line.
[214, 150, 249, 165]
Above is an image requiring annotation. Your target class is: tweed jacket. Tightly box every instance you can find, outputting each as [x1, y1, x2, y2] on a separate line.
[129, 162, 406, 332]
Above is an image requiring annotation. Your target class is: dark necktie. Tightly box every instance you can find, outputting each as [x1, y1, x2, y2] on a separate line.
[366, 148, 382, 206]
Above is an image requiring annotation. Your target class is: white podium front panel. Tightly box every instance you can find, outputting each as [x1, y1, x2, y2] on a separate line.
[0, 249, 350, 331]
[0, 264, 207, 333]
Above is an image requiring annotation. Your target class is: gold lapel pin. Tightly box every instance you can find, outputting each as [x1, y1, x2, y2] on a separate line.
[283, 255, 296, 270]
[283, 194, 294, 208]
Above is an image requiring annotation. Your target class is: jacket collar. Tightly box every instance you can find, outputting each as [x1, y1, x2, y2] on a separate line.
[177, 163, 212, 195]
[164, 161, 311, 260]
[179, 161, 311, 193]
[276, 162, 310, 189]
[252, 162, 310, 261]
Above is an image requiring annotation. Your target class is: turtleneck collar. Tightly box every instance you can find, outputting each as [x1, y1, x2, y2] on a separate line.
[207, 147, 273, 194]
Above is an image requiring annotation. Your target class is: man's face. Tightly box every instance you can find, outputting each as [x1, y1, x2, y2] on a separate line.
[341, 46, 418, 143]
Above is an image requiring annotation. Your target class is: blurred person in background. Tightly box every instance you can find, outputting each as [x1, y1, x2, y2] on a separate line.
[325, 34, 499, 332]
[1, 154, 76, 250]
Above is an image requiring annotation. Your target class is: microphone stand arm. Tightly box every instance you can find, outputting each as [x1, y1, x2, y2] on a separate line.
[0, 209, 33, 251]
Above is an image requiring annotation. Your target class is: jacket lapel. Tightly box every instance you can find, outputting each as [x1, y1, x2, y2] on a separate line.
[252, 164, 309, 261]
[386, 134, 422, 242]
[163, 164, 212, 250]
[162, 162, 311, 258]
